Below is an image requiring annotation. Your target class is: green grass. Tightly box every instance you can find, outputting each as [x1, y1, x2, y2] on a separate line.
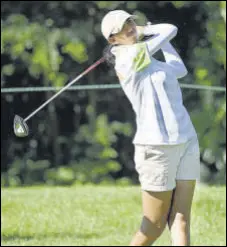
[1, 184, 226, 246]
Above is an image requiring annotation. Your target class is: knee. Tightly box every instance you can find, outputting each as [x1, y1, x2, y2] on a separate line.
[170, 213, 189, 232]
[140, 216, 166, 240]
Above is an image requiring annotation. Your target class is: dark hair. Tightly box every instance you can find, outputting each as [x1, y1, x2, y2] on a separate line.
[103, 44, 116, 66]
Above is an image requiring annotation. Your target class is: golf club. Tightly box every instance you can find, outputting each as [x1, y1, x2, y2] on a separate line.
[14, 57, 105, 137]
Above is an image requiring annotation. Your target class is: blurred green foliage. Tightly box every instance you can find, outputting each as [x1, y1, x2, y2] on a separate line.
[1, 1, 226, 186]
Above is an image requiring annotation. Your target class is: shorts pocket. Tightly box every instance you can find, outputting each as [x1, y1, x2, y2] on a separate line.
[140, 146, 169, 187]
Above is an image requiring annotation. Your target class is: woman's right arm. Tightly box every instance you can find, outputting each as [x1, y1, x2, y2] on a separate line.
[161, 42, 188, 78]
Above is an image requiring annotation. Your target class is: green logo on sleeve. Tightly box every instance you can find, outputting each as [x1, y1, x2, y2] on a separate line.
[133, 43, 151, 72]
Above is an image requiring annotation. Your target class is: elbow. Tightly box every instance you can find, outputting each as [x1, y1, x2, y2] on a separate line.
[171, 26, 178, 39]
[182, 65, 188, 77]
[169, 61, 188, 78]
[165, 23, 178, 32]
[171, 25, 178, 34]
[166, 24, 178, 40]
[171, 62, 188, 78]
[177, 67, 188, 79]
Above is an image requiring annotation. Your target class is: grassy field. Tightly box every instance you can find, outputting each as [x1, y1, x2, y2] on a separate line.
[1, 184, 226, 246]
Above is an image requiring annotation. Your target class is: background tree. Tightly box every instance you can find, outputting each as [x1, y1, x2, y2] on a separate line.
[1, 1, 226, 186]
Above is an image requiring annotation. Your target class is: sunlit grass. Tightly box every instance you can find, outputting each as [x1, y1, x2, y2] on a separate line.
[1, 184, 226, 246]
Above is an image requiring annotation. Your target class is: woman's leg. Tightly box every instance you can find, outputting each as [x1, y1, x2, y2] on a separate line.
[131, 143, 188, 246]
[167, 137, 200, 246]
[167, 180, 196, 246]
[130, 190, 173, 246]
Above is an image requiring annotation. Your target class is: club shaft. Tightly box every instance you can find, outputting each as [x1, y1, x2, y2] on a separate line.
[24, 57, 105, 122]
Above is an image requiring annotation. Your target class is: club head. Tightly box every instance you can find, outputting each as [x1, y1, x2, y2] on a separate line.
[14, 115, 29, 137]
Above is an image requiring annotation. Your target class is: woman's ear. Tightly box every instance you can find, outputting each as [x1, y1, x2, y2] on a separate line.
[108, 36, 117, 45]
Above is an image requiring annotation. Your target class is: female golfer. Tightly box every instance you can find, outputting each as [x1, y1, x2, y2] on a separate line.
[101, 10, 200, 246]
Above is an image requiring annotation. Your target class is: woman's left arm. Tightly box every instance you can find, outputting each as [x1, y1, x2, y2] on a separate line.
[138, 23, 188, 78]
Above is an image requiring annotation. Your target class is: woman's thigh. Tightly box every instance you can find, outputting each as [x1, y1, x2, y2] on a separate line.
[168, 180, 196, 227]
[141, 190, 173, 235]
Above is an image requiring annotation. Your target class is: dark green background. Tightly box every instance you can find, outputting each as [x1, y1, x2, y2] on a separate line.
[1, 1, 226, 186]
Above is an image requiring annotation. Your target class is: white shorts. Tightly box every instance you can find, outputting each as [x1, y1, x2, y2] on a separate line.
[134, 137, 200, 192]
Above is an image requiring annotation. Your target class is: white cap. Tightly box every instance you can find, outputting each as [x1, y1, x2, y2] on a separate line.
[101, 10, 136, 40]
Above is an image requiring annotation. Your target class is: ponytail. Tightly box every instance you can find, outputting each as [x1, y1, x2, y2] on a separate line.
[103, 44, 116, 66]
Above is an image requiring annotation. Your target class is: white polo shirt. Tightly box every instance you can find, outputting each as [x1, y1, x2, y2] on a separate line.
[111, 24, 197, 145]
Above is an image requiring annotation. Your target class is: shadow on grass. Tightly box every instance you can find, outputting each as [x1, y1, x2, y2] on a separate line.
[2, 231, 101, 242]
